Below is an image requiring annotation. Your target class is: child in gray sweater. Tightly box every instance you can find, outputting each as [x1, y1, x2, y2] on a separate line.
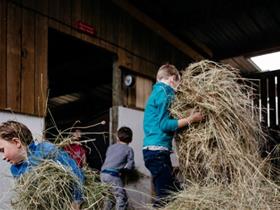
[101, 127, 134, 210]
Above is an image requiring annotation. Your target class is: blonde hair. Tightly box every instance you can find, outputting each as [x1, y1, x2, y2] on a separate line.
[156, 64, 180, 81]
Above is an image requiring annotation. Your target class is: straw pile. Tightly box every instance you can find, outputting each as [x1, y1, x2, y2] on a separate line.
[12, 160, 109, 210]
[163, 60, 280, 209]
[81, 167, 110, 209]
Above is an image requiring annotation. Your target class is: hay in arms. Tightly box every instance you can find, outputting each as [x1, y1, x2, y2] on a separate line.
[12, 160, 110, 210]
[164, 60, 280, 209]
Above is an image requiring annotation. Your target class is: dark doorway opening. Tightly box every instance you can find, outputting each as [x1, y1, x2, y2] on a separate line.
[46, 28, 114, 170]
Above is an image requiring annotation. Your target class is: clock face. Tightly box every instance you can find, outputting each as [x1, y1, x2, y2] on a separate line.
[124, 75, 134, 87]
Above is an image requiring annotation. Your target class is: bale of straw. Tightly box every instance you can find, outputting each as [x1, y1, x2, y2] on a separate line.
[170, 60, 265, 184]
[162, 60, 280, 210]
[12, 160, 109, 210]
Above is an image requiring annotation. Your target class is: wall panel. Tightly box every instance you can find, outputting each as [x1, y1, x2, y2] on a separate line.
[21, 8, 35, 114]
[0, 0, 7, 109]
[34, 14, 48, 117]
[7, 2, 21, 111]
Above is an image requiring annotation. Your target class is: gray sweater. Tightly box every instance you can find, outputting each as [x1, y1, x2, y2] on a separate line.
[101, 143, 135, 172]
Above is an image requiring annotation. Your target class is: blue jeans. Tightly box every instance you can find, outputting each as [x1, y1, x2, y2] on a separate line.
[101, 173, 128, 210]
[143, 150, 175, 207]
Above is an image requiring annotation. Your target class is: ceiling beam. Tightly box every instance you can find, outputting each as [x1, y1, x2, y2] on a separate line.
[185, 32, 213, 57]
[113, 0, 205, 61]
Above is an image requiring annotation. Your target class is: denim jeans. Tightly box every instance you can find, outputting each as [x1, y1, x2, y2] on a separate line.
[143, 150, 176, 207]
[101, 173, 128, 210]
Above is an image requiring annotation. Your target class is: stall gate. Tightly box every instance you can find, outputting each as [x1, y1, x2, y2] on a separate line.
[248, 70, 280, 129]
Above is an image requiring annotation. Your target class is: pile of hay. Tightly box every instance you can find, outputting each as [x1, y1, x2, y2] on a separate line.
[164, 60, 280, 209]
[81, 167, 110, 210]
[162, 182, 280, 210]
[12, 160, 109, 210]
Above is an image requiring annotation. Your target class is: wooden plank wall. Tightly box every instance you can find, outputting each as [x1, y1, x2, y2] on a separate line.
[1, 1, 48, 117]
[7, 2, 21, 112]
[0, 0, 7, 109]
[0, 0, 189, 116]
[135, 76, 153, 109]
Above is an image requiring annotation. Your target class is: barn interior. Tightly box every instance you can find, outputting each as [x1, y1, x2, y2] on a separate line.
[46, 28, 114, 169]
[44, 0, 280, 168]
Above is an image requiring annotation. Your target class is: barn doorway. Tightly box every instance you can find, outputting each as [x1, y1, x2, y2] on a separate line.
[46, 28, 114, 170]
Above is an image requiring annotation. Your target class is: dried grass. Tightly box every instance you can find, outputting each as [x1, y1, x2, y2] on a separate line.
[163, 60, 280, 209]
[12, 160, 109, 210]
[162, 182, 280, 210]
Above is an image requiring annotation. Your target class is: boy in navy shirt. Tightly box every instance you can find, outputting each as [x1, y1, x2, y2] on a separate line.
[101, 127, 134, 210]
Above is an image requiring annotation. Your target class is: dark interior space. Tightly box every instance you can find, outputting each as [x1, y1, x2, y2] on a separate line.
[46, 28, 114, 170]
[130, 0, 280, 60]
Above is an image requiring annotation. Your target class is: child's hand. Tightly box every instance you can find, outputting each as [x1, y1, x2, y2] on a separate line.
[189, 112, 204, 123]
[71, 202, 80, 210]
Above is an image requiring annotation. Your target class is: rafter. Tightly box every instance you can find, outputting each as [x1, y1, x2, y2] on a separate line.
[113, 0, 205, 61]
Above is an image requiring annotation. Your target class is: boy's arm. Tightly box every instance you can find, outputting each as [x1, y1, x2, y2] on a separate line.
[124, 148, 134, 170]
[157, 92, 204, 131]
[178, 111, 204, 128]
[157, 91, 178, 132]
[56, 150, 84, 183]
[56, 150, 84, 203]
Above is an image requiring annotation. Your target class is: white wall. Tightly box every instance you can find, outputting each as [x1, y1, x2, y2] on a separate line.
[118, 106, 149, 176]
[116, 106, 181, 209]
[117, 106, 152, 209]
[0, 111, 45, 210]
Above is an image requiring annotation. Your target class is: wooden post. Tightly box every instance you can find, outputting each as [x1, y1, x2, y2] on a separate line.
[112, 59, 123, 107]
[0, 0, 7, 109]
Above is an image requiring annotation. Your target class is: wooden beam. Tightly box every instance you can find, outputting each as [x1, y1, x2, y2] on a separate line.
[185, 31, 213, 57]
[113, 0, 204, 61]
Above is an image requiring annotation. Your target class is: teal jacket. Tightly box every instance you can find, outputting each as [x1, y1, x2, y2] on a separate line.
[143, 82, 178, 150]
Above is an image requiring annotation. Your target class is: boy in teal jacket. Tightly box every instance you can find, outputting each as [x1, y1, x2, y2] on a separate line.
[143, 64, 204, 207]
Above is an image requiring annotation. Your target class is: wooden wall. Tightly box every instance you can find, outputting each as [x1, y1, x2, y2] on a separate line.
[0, 0, 48, 117]
[0, 0, 189, 116]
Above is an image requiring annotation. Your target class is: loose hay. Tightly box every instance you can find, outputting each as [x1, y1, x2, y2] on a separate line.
[163, 60, 280, 210]
[162, 182, 280, 210]
[12, 160, 109, 210]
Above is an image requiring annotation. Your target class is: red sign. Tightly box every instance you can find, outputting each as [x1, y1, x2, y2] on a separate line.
[74, 20, 96, 36]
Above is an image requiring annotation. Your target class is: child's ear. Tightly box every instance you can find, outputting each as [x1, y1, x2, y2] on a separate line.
[12, 137, 23, 148]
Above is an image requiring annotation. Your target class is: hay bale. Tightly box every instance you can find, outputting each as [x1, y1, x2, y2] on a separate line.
[163, 60, 280, 210]
[170, 60, 265, 184]
[12, 160, 109, 210]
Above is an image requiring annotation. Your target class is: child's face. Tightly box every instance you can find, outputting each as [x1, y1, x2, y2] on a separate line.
[170, 75, 181, 91]
[0, 137, 27, 164]
[72, 130, 81, 141]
